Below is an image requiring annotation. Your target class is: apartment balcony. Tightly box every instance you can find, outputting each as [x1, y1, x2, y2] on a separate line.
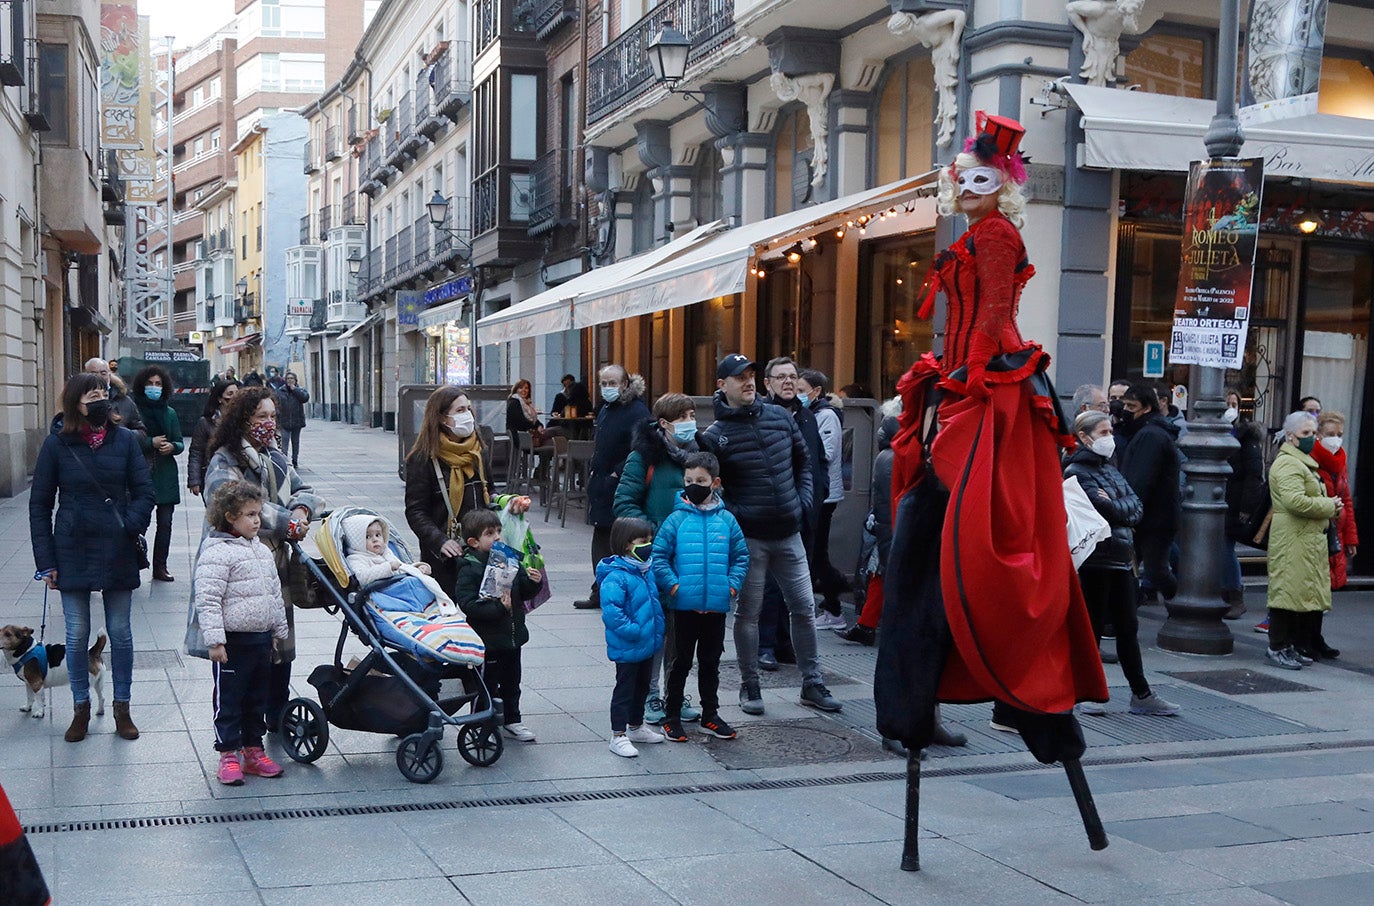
[319, 205, 332, 237]
[235, 294, 259, 324]
[197, 296, 220, 333]
[299, 214, 313, 245]
[173, 214, 204, 246]
[473, 168, 541, 266]
[388, 227, 413, 283]
[535, 0, 578, 40]
[173, 151, 228, 194]
[304, 139, 319, 174]
[360, 134, 389, 196]
[341, 192, 363, 226]
[431, 42, 473, 123]
[325, 125, 343, 161]
[384, 93, 412, 167]
[171, 99, 227, 147]
[175, 268, 198, 293]
[529, 148, 577, 236]
[309, 302, 328, 333]
[411, 216, 432, 273]
[359, 246, 384, 298]
[326, 291, 368, 331]
[587, 0, 734, 124]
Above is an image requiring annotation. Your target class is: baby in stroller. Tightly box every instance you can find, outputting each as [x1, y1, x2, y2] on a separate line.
[342, 515, 459, 616]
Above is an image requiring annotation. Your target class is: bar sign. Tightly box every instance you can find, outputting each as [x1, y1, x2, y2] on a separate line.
[1144, 341, 1165, 378]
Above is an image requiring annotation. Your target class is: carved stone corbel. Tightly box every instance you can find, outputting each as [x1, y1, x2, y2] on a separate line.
[769, 72, 835, 189]
[1066, 0, 1146, 87]
[886, 8, 966, 147]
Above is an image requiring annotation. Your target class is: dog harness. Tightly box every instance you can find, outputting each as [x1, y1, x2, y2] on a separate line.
[11, 644, 48, 682]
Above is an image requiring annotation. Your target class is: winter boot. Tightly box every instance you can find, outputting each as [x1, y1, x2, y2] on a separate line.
[113, 701, 140, 740]
[1223, 588, 1247, 620]
[65, 702, 91, 743]
[931, 705, 968, 747]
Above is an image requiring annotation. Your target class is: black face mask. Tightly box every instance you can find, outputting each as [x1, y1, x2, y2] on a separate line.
[1108, 399, 1125, 422]
[630, 542, 654, 562]
[85, 399, 111, 427]
[684, 483, 713, 506]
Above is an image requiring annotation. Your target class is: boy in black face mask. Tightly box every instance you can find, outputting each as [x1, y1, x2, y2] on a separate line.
[649, 453, 750, 743]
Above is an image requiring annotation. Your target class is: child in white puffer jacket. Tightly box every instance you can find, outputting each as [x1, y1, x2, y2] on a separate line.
[194, 480, 288, 786]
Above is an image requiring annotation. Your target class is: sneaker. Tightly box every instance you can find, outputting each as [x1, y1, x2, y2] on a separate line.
[800, 683, 842, 712]
[1289, 646, 1314, 666]
[643, 695, 667, 725]
[740, 681, 765, 716]
[502, 722, 537, 742]
[573, 598, 599, 610]
[758, 649, 779, 671]
[1265, 646, 1303, 670]
[698, 715, 737, 739]
[836, 624, 876, 646]
[680, 696, 702, 722]
[240, 747, 283, 778]
[626, 724, 664, 744]
[1098, 640, 1119, 665]
[1129, 693, 1181, 716]
[814, 611, 847, 630]
[1078, 700, 1107, 716]
[1254, 619, 1270, 634]
[609, 735, 639, 757]
[216, 752, 244, 786]
[660, 719, 689, 742]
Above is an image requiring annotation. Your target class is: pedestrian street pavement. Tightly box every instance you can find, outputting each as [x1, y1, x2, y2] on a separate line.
[3, 419, 1374, 903]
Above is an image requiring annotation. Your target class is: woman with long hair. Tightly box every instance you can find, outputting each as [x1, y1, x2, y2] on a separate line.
[187, 379, 240, 497]
[199, 386, 324, 725]
[132, 365, 184, 582]
[30, 373, 156, 742]
[506, 378, 543, 435]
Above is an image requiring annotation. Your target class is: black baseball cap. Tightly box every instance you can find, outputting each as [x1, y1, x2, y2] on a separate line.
[716, 353, 757, 380]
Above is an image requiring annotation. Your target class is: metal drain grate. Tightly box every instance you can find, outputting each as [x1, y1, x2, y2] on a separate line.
[23, 738, 1374, 836]
[133, 649, 182, 669]
[702, 718, 888, 770]
[1164, 669, 1321, 695]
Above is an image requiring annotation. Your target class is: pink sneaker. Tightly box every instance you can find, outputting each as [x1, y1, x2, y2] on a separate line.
[240, 746, 283, 778]
[217, 752, 244, 786]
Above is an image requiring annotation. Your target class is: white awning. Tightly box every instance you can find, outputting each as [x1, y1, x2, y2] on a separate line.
[572, 172, 939, 330]
[416, 297, 465, 330]
[337, 310, 382, 341]
[475, 221, 725, 345]
[1063, 83, 1374, 184]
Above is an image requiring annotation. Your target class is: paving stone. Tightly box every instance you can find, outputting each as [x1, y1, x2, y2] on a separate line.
[452, 861, 669, 904]
[551, 796, 782, 860]
[1106, 813, 1292, 852]
[259, 878, 457, 904]
[634, 848, 885, 905]
[46, 826, 256, 899]
[1173, 838, 1374, 885]
[1230, 801, 1374, 840]
[699, 786, 904, 849]
[394, 805, 615, 874]
[232, 815, 444, 887]
[1257, 871, 1374, 905]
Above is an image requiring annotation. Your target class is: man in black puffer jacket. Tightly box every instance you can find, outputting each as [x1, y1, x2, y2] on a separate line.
[699, 354, 841, 716]
[1116, 383, 1182, 603]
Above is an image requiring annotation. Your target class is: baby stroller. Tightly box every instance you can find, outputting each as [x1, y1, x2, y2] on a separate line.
[278, 506, 503, 782]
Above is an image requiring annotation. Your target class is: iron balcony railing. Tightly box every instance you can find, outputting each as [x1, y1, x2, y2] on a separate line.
[341, 192, 361, 225]
[534, 0, 578, 40]
[319, 204, 332, 237]
[412, 216, 431, 270]
[310, 302, 327, 332]
[303, 139, 318, 174]
[433, 198, 471, 259]
[474, 171, 500, 236]
[392, 226, 413, 282]
[431, 41, 474, 120]
[299, 214, 312, 245]
[325, 125, 342, 161]
[529, 148, 576, 231]
[235, 293, 258, 323]
[587, 0, 734, 124]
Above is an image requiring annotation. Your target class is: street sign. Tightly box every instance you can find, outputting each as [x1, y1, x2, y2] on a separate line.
[1143, 340, 1165, 378]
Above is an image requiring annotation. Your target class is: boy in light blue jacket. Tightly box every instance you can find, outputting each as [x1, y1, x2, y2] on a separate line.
[651, 452, 750, 743]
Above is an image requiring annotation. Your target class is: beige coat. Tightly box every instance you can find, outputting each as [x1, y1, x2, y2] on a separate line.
[1266, 444, 1336, 614]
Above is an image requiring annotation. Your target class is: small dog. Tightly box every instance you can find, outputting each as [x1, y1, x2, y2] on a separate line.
[0, 626, 106, 720]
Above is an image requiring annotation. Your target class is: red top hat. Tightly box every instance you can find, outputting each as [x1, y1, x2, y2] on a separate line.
[955, 110, 1028, 184]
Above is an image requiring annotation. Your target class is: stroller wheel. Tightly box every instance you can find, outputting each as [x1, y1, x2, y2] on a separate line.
[457, 721, 504, 767]
[279, 698, 328, 764]
[397, 733, 444, 783]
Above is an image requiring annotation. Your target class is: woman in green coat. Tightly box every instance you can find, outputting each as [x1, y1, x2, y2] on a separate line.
[132, 365, 184, 582]
[1265, 410, 1340, 671]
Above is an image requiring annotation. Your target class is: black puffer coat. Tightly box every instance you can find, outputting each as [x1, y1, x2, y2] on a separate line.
[770, 394, 825, 528]
[30, 419, 156, 591]
[186, 414, 216, 490]
[270, 381, 310, 431]
[1063, 445, 1142, 571]
[587, 377, 650, 526]
[699, 391, 812, 540]
[1117, 412, 1182, 535]
[1225, 421, 1267, 540]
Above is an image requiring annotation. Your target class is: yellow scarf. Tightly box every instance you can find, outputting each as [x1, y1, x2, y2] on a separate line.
[435, 431, 487, 522]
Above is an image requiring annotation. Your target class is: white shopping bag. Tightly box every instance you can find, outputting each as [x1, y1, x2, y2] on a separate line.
[1064, 475, 1113, 569]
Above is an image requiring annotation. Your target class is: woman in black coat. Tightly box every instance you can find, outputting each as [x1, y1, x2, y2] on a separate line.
[187, 379, 239, 497]
[1063, 410, 1178, 717]
[30, 373, 156, 743]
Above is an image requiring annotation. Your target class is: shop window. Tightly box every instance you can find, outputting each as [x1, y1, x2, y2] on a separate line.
[856, 232, 936, 399]
[683, 296, 740, 395]
[772, 107, 813, 216]
[873, 57, 935, 186]
[650, 310, 671, 397]
[754, 256, 836, 381]
[1124, 32, 1208, 99]
[1318, 58, 1374, 120]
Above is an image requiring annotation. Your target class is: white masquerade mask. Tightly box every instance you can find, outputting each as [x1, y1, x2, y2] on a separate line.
[956, 166, 1004, 196]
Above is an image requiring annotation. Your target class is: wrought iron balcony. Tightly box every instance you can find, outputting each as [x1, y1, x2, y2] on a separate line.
[341, 192, 362, 225]
[529, 148, 577, 235]
[587, 0, 734, 124]
[412, 216, 432, 271]
[431, 42, 474, 122]
[309, 301, 327, 332]
[303, 139, 319, 174]
[325, 125, 342, 161]
[299, 214, 312, 245]
[319, 204, 332, 237]
[235, 294, 259, 323]
[535, 0, 578, 40]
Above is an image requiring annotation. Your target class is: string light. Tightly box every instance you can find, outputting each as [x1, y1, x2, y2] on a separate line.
[834, 228, 845, 239]
[785, 243, 803, 264]
[803, 237, 818, 251]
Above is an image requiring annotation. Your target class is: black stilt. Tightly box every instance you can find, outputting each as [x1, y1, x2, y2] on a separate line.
[1063, 759, 1109, 851]
[900, 750, 922, 871]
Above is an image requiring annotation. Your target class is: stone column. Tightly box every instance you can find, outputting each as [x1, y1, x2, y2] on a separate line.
[651, 165, 695, 241]
[830, 89, 872, 197]
[717, 133, 770, 227]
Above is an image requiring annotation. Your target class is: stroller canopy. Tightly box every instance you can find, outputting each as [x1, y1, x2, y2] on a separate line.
[316, 506, 416, 588]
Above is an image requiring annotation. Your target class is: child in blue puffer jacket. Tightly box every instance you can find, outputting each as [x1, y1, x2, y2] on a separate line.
[652, 452, 749, 743]
[598, 516, 666, 757]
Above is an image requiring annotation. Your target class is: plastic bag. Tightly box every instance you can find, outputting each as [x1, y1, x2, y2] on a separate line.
[1064, 475, 1113, 570]
[479, 543, 521, 603]
[499, 506, 552, 611]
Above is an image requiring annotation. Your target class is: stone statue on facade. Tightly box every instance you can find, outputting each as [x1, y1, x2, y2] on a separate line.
[1066, 0, 1146, 87]
[886, 9, 966, 147]
[769, 71, 835, 189]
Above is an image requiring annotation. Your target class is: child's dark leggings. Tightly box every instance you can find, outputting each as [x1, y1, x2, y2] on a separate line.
[484, 648, 523, 724]
[213, 632, 273, 752]
[666, 610, 726, 719]
[610, 658, 652, 732]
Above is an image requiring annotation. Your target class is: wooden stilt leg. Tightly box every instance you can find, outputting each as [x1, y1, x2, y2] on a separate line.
[1063, 759, 1109, 851]
[900, 749, 922, 871]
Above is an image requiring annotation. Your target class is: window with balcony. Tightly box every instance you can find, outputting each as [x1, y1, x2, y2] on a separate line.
[38, 43, 68, 143]
[0, 0, 25, 87]
[692, 142, 722, 225]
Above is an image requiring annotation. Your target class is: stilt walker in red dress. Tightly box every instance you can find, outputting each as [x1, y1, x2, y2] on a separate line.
[874, 113, 1111, 870]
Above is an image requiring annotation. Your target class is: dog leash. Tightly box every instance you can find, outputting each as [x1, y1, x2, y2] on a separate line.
[32, 570, 52, 644]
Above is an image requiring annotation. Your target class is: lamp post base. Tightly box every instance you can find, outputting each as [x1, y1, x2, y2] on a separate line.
[1158, 598, 1235, 655]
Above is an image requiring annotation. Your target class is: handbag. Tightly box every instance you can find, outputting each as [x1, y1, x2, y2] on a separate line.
[1064, 475, 1113, 570]
[66, 445, 150, 570]
[1327, 521, 1343, 557]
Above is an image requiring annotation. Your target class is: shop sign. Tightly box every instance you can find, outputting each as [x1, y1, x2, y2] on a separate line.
[188, 331, 205, 345]
[144, 349, 201, 363]
[286, 297, 314, 316]
[425, 276, 473, 305]
[1143, 341, 1165, 378]
[1170, 158, 1265, 370]
[398, 290, 424, 327]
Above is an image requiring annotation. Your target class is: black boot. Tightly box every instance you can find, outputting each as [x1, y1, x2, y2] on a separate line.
[931, 705, 967, 747]
[837, 624, 876, 646]
[1314, 612, 1339, 659]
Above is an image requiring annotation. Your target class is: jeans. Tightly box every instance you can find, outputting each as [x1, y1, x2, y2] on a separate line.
[212, 632, 272, 751]
[812, 501, 849, 612]
[150, 503, 175, 572]
[736, 533, 822, 688]
[1078, 567, 1151, 699]
[61, 589, 133, 703]
[666, 610, 726, 719]
[484, 648, 523, 724]
[610, 658, 652, 732]
[281, 427, 303, 465]
[1222, 538, 1242, 592]
[1136, 532, 1178, 600]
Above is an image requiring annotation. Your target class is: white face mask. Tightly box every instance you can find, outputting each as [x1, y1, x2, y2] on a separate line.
[956, 166, 1004, 196]
[1090, 435, 1116, 459]
[1320, 435, 1343, 453]
[447, 411, 476, 438]
[1223, 407, 1239, 424]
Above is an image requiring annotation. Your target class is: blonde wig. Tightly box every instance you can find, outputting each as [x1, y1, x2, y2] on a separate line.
[936, 151, 1028, 229]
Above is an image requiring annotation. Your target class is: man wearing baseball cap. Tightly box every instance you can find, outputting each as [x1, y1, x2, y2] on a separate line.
[698, 353, 841, 715]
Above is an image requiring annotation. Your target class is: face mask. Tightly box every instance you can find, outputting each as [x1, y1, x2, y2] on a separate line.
[85, 399, 111, 427]
[630, 542, 653, 563]
[956, 166, 1004, 196]
[1108, 399, 1124, 420]
[144, 386, 163, 401]
[1222, 407, 1238, 424]
[799, 394, 814, 409]
[601, 385, 621, 404]
[249, 420, 277, 447]
[684, 483, 713, 506]
[671, 421, 697, 444]
[1090, 435, 1116, 459]
[1296, 435, 1316, 455]
[1320, 435, 1343, 454]
[447, 412, 475, 438]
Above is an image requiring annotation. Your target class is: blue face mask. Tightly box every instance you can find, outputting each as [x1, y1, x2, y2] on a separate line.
[144, 386, 163, 401]
[672, 421, 697, 444]
[799, 393, 814, 408]
[602, 385, 621, 404]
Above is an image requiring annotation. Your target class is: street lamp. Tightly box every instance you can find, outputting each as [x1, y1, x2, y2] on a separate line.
[426, 191, 473, 257]
[347, 248, 363, 275]
[236, 276, 248, 297]
[648, 21, 691, 86]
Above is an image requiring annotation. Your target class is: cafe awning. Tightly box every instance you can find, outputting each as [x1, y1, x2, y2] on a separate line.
[338, 310, 383, 341]
[219, 332, 262, 354]
[475, 221, 725, 345]
[1062, 83, 1374, 184]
